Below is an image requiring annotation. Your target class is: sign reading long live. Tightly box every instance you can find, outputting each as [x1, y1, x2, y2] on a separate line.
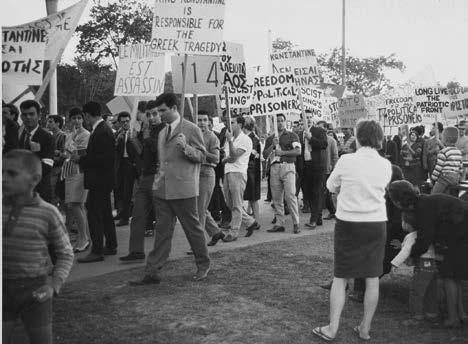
[114, 43, 165, 97]
[250, 74, 298, 116]
[151, 0, 226, 55]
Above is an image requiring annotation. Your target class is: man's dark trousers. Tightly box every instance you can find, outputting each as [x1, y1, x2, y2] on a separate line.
[303, 161, 326, 223]
[87, 189, 117, 255]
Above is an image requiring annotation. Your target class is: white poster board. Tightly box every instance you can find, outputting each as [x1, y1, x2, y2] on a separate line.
[171, 55, 221, 95]
[151, 0, 226, 55]
[270, 49, 320, 87]
[338, 95, 367, 128]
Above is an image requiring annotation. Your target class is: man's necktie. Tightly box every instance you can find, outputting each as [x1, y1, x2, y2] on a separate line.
[166, 126, 171, 142]
[22, 131, 31, 150]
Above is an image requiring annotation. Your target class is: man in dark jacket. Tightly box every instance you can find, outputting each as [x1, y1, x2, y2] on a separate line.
[74, 101, 117, 263]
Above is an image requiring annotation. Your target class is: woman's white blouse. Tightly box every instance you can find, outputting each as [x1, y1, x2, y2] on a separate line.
[327, 147, 392, 222]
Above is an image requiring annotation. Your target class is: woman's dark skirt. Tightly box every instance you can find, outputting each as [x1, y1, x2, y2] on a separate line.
[244, 164, 261, 201]
[334, 219, 387, 278]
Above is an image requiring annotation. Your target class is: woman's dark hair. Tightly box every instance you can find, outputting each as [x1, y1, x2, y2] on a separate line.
[155, 93, 178, 108]
[355, 119, 383, 150]
[388, 180, 419, 209]
[390, 164, 404, 183]
[69, 107, 83, 119]
[48, 115, 64, 129]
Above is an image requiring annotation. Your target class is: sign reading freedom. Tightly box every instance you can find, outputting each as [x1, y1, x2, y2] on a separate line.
[250, 74, 299, 116]
[151, 0, 226, 55]
[114, 43, 165, 97]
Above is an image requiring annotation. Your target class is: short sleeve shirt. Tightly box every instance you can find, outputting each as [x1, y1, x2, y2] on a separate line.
[224, 131, 252, 174]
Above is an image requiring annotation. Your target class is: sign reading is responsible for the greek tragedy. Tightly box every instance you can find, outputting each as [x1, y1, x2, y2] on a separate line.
[114, 43, 166, 97]
[151, 0, 226, 55]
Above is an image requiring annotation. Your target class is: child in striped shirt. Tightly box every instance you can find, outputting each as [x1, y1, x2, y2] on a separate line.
[3, 149, 74, 344]
[431, 127, 465, 194]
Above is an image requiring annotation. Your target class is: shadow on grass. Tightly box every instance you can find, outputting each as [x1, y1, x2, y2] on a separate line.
[10, 232, 468, 344]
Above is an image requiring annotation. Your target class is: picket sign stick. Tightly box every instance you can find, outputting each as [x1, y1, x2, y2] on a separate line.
[224, 86, 231, 132]
[434, 113, 439, 141]
[193, 94, 199, 124]
[298, 87, 309, 132]
[272, 113, 279, 138]
[180, 54, 189, 118]
[130, 96, 139, 133]
[186, 95, 194, 121]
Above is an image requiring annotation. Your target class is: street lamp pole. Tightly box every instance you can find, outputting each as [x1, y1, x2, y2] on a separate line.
[341, 0, 346, 88]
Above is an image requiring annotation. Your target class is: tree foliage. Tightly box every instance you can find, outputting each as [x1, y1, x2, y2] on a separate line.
[75, 0, 153, 67]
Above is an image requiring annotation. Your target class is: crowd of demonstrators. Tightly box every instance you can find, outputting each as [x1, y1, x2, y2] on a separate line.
[3, 93, 468, 343]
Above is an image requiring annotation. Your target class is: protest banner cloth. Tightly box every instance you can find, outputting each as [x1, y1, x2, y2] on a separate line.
[249, 73, 299, 117]
[151, 0, 226, 56]
[114, 43, 166, 97]
[172, 55, 221, 95]
[337, 94, 367, 128]
[2, 0, 87, 89]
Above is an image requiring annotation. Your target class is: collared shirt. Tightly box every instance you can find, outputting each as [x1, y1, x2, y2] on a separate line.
[92, 118, 104, 133]
[166, 115, 181, 140]
[327, 146, 392, 222]
[201, 130, 220, 168]
[123, 130, 129, 158]
[224, 131, 252, 175]
[264, 130, 301, 164]
[3, 193, 74, 294]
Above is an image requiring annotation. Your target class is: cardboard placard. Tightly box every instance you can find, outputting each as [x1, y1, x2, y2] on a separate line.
[151, 0, 226, 55]
[270, 49, 320, 87]
[114, 43, 166, 97]
[250, 73, 299, 116]
[171, 55, 221, 95]
[338, 95, 367, 128]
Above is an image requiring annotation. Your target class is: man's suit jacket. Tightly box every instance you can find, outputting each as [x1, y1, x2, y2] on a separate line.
[114, 130, 142, 176]
[79, 121, 115, 192]
[153, 118, 205, 200]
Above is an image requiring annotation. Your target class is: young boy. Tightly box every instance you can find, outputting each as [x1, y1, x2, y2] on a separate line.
[431, 126, 464, 195]
[3, 149, 74, 344]
[391, 214, 438, 325]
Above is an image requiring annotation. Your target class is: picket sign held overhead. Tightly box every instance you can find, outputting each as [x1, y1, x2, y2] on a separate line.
[2, 0, 87, 90]
[171, 55, 221, 95]
[114, 43, 166, 97]
[337, 94, 367, 128]
[151, 0, 226, 56]
[270, 49, 320, 87]
[249, 73, 299, 118]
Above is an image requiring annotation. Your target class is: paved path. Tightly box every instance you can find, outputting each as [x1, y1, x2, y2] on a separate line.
[69, 195, 336, 282]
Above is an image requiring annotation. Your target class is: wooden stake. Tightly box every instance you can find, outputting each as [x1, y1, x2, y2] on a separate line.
[180, 54, 189, 118]
[224, 86, 231, 132]
[193, 94, 199, 124]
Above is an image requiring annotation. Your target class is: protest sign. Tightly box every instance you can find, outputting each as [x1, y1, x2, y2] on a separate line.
[412, 87, 451, 123]
[300, 87, 325, 118]
[270, 49, 320, 87]
[114, 43, 165, 97]
[337, 95, 367, 128]
[250, 74, 299, 116]
[446, 86, 468, 118]
[375, 94, 421, 127]
[171, 55, 221, 95]
[151, 0, 226, 55]
[2, 0, 87, 87]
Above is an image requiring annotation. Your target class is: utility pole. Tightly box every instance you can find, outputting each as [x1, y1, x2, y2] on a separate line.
[46, 0, 58, 115]
[341, 0, 346, 88]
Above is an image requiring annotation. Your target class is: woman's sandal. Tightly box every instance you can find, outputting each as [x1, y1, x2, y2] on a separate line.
[353, 326, 371, 341]
[312, 326, 335, 342]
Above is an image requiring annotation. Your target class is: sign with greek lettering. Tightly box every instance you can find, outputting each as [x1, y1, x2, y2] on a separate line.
[270, 49, 320, 87]
[171, 55, 221, 94]
[151, 0, 226, 55]
[2, 0, 87, 86]
[114, 43, 166, 97]
[219, 41, 251, 108]
[337, 95, 367, 128]
[250, 74, 299, 116]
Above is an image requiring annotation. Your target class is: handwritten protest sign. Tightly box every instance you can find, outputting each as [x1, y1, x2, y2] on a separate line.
[300, 87, 325, 118]
[413, 87, 451, 123]
[338, 95, 367, 128]
[151, 0, 226, 55]
[171, 55, 221, 94]
[446, 86, 468, 119]
[375, 94, 421, 127]
[2, 0, 87, 86]
[250, 74, 299, 116]
[114, 43, 165, 97]
[219, 41, 252, 108]
[270, 49, 320, 87]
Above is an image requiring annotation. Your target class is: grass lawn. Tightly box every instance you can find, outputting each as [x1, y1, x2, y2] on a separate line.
[13, 232, 468, 343]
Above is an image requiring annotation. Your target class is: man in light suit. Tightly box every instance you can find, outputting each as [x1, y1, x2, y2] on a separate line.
[130, 93, 210, 285]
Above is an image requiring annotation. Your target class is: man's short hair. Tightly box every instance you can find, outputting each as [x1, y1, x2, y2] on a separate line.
[48, 115, 64, 129]
[155, 93, 179, 108]
[3, 103, 19, 121]
[234, 115, 246, 128]
[276, 113, 286, 120]
[356, 119, 384, 150]
[118, 111, 131, 122]
[69, 107, 83, 119]
[20, 100, 41, 114]
[138, 101, 147, 113]
[316, 120, 327, 126]
[83, 101, 101, 117]
[3, 149, 42, 178]
[146, 100, 158, 111]
[198, 110, 210, 117]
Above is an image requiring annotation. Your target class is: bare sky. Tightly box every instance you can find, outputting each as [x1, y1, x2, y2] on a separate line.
[2, 0, 468, 85]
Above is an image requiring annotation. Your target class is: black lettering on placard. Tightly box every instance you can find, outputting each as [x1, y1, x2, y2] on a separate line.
[150, 38, 179, 51]
[450, 99, 468, 111]
[250, 99, 299, 115]
[207, 61, 219, 86]
[115, 76, 165, 95]
[2, 59, 43, 75]
[183, 41, 224, 54]
[2, 28, 47, 43]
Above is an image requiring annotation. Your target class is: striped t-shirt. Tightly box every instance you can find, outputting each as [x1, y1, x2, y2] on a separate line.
[431, 146, 463, 182]
[3, 193, 74, 294]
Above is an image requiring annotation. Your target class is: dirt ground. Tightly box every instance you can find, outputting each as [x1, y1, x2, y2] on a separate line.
[11, 232, 468, 343]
